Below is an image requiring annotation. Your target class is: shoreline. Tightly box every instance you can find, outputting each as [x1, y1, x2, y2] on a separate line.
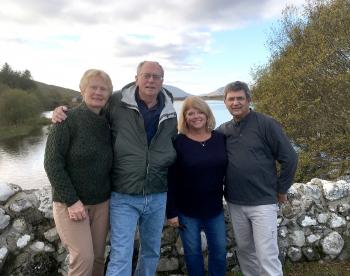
[0, 118, 51, 141]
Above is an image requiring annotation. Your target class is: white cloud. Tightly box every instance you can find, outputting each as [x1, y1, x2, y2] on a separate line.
[0, 0, 306, 93]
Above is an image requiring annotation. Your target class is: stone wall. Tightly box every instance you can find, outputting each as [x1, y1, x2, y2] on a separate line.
[0, 178, 349, 275]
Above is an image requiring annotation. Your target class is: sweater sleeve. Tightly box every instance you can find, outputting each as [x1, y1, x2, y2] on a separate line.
[44, 122, 79, 206]
[265, 119, 298, 194]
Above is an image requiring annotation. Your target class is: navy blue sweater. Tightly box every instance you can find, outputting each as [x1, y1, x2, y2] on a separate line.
[166, 131, 227, 219]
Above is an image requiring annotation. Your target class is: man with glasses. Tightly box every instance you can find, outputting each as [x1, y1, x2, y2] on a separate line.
[105, 61, 177, 276]
[217, 81, 298, 276]
[52, 61, 177, 276]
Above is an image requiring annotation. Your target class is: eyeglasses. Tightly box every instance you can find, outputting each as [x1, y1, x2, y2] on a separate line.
[140, 73, 163, 81]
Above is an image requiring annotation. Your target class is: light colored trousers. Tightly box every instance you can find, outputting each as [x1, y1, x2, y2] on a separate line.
[53, 200, 109, 276]
[228, 203, 283, 276]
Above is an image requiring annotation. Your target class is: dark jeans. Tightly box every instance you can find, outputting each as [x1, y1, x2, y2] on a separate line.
[179, 211, 227, 276]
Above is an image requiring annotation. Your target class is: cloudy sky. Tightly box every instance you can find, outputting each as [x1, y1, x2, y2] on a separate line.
[0, 0, 305, 95]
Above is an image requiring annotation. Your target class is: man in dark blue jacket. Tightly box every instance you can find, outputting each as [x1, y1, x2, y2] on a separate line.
[217, 81, 298, 276]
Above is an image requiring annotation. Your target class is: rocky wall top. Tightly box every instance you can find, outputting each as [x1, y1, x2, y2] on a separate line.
[0, 178, 349, 275]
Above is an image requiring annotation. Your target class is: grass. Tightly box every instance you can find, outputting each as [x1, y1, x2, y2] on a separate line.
[226, 260, 350, 276]
[158, 260, 350, 275]
[0, 125, 35, 140]
[0, 117, 50, 140]
[284, 260, 350, 276]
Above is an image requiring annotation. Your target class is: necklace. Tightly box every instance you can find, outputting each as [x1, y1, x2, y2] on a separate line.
[186, 131, 211, 147]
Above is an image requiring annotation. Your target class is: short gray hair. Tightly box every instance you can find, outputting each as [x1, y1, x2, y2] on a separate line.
[224, 81, 251, 101]
[136, 61, 164, 76]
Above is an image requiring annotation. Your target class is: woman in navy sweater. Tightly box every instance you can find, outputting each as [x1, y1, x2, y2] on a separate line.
[167, 96, 227, 276]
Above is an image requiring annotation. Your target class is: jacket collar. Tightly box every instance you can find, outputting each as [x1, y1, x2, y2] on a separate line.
[120, 82, 177, 122]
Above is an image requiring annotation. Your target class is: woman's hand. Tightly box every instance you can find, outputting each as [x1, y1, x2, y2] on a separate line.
[67, 200, 87, 221]
[168, 216, 180, 227]
[277, 193, 288, 204]
[52, 106, 68, 123]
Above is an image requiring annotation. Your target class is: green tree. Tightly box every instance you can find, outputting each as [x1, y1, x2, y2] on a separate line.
[251, 0, 350, 181]
[0, 63, 36, 90]
[0, 88, 41, 126]
[19, 69, 37, 90]
[0, 63, 16, 88]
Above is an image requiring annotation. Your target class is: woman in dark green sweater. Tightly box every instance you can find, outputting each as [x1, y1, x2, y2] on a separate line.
[44, 69, 113, 276]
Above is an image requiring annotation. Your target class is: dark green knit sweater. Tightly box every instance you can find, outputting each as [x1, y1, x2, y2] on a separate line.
[44, 103, 113, 206]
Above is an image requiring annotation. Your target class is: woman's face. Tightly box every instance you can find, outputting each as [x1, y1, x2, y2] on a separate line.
[81, 76, 111, 113]
[185, 107, 207, 131]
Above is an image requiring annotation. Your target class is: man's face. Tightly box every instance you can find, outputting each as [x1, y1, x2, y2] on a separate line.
[224, 90, 250, 120]
[135, 62, 163, 99]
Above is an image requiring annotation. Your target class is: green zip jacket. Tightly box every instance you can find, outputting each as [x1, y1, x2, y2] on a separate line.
[107, 82, 177, 195]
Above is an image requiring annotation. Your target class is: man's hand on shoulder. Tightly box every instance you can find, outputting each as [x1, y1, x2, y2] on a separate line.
[52, 106, 68, 123]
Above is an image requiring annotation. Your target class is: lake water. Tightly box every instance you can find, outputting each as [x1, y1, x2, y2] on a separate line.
[0, 100, 231, 190]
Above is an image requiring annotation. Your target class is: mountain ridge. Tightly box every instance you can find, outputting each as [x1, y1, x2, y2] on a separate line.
[35, 80, 224, 100]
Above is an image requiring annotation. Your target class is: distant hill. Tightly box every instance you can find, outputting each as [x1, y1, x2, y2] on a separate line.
[0, 62, 81, 110]
[164, 84, 192, 99]
[164, 84, 226, 99]
[35, 81, 192, 105]
[35, 81, 80, 98]
[206, 86, 224, 97]
[34, 81, 81, 109]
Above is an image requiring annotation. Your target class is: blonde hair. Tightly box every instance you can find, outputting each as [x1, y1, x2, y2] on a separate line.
[79, 69, 113, 93]
[178, 96, 216, 134]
